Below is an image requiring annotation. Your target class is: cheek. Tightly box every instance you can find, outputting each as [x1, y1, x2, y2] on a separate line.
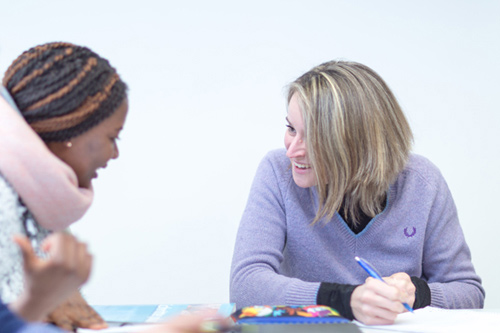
[87, 141, 112, 165]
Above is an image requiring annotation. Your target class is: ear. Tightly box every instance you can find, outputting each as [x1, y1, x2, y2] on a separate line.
[45, 141, 70, 158]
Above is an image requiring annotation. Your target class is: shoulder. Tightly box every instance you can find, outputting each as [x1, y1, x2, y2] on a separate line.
[262, 148, 290, 168]
[257, 148, 293, 184]
[399, 154, 446, 190]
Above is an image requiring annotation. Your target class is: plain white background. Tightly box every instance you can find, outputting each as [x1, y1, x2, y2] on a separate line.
[1, 0, 499, 309]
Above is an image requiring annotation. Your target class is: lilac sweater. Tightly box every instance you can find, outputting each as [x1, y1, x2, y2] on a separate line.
[230, 149, 484, 309]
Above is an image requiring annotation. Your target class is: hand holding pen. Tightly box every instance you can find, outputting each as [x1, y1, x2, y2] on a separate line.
[351, 256, 415, 325]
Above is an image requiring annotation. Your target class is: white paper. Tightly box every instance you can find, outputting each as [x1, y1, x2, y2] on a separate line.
[356, 307, 500, 333]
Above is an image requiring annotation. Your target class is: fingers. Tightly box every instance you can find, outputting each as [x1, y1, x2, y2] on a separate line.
[351, 278, 406, 325]
[144, 310, 222, 333]
[362, 278, 406, 312]
[12, 235, 38, 271]
[46, 292, 108, 331]
[71, 306, 108, 330]
[42, 233, 76, 265]
[42, 233, 92, 285]
[46, 310, 75, 332]
[76, 241, 93, 283]
[147, 313, 211, 333]
[385, 273, 416, 308]
[70, 296, 107, 329]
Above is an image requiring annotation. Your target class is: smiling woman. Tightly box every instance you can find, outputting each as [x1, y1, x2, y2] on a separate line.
[230, 60, 485, 326]
[0, 42, 128, 330]
[46, 99, 128, 188]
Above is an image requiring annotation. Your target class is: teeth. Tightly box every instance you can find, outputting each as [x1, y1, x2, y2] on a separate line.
[294, 162, 311, 169]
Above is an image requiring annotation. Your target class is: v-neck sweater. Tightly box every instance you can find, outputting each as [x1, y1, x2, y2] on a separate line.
[230, 149, 484, 310]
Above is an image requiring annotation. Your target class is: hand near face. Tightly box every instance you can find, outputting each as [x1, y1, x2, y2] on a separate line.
[9, 233, 93, 322]
[45, 291, 107, 330]
[351, 273, 415, 325]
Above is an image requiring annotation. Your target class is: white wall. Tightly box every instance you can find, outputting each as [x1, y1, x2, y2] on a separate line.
[1, 0, 499, 308]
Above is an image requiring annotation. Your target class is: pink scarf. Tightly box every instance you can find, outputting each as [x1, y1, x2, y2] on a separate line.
[0, 95, 93, 231]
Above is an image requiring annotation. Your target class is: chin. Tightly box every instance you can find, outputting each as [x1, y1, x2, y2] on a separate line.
[78, 178, 92, 189]
[293, 177, 314, 188]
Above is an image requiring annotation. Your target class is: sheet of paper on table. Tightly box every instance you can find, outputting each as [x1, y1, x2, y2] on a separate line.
[356, 307, 500, 333]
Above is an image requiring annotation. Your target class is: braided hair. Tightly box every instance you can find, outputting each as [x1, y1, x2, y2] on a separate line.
[3, 42, 127, 142]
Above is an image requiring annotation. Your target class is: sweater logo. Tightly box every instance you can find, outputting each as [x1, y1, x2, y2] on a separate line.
[404, 227, 416, 238]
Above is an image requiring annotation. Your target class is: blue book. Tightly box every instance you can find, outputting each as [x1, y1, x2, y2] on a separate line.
[92, 303, 235, 324]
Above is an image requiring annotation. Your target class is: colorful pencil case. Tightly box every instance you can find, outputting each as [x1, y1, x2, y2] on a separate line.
[231, 305, 349, 324]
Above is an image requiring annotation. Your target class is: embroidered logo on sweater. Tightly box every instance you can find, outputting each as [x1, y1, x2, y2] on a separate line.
[404, 227, 416, 238]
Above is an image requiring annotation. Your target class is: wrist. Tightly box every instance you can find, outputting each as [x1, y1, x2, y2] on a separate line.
[410, 276, 431, 309]
[8, 291, 47, 322]
[317, 282, 358, 320]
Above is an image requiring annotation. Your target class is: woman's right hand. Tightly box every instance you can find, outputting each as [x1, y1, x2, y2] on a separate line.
[350, 276, 409, 325]
[9, 232, 93, 322]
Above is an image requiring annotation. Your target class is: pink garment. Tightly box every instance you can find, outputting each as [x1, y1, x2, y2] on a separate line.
[0, 96, 93, 231]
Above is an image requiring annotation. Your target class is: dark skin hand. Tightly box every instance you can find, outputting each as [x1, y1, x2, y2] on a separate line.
[45, 291, 107, 331]
[9, 233, 93, 323]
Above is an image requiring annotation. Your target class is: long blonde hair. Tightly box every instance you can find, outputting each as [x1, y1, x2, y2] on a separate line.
[288, 61, 413, 226]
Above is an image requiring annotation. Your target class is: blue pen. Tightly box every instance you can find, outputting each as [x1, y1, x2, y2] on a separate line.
[354, 256, 414, 313]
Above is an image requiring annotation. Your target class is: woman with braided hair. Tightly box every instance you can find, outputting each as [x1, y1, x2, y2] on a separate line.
[0, 42, 128, 330]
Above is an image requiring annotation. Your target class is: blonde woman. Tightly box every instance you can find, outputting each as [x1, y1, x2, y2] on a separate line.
[230, 61, 484, 325]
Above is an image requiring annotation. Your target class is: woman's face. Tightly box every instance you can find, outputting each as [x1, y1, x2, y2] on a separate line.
[284, 93, 316, 188]
[47, 99, 129, 188]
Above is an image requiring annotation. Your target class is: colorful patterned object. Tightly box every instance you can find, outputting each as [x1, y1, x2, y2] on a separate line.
[231, 305, 349, 324]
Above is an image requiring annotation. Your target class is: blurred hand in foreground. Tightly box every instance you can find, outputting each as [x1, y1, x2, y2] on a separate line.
[9, 233, 93, 323]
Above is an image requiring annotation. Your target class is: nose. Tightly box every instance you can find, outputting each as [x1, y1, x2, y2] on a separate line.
[285, 135, 306, 159]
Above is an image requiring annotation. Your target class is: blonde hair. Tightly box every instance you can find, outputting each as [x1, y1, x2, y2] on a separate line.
[288, 60, 413, 226]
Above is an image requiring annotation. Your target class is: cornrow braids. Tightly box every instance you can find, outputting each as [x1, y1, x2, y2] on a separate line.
[3, 42, 127, 142]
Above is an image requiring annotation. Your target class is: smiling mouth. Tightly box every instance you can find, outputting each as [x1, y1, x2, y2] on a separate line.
[293, 161, 311, 169]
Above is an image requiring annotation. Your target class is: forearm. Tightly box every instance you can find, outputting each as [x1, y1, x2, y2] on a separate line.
[230, 262, 320, 308]
[411, 277, 431, 309]
[317, 283, 357, 320]
[429, 280, 484, 309]
[317, 278, 430, 320]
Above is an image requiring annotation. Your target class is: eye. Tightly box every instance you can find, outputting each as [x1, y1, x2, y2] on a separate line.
[286, 124, 296, 135]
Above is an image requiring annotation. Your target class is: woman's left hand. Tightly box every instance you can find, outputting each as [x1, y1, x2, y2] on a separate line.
[351, 272, 416, 325]
[45, 291, 107, 331]
[384, 273, 416, 308]
[383, 272, 416, 308]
